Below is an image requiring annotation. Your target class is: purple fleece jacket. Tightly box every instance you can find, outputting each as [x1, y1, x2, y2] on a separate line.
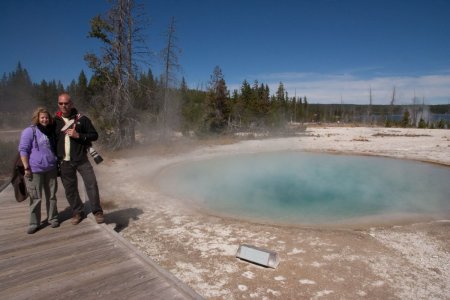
[18, 126, 57, 173]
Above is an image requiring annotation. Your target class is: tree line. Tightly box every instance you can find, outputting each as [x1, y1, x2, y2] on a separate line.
[2, 62, 448, 134]
[0, 61, 310, 135]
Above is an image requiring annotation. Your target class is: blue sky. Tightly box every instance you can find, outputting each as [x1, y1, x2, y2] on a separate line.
[1, 0, 450, 104]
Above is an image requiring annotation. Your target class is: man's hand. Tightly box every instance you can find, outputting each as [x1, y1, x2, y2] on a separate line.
[66, 128, 80, 139]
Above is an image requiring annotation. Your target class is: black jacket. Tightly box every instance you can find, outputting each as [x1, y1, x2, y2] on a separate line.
[10, 153, 28, 202]
[54, 108, 98, 162]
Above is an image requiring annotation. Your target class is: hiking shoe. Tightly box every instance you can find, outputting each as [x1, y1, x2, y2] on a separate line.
[50, 220, 60, 228]
[27, 225, 38, 234]
[71, 212, 84, 225]
[94, 212, 104, 224]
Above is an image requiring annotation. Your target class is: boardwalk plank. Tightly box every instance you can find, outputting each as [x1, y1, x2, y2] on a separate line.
[0, 244, 126, 288]
[0, 227, 101, 253]
[0, 185, 203, 300]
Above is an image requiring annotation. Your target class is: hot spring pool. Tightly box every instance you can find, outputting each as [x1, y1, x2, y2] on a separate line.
[157, 152, 450, 225]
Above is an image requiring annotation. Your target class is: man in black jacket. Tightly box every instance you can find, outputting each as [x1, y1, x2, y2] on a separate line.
[54, 93, 104, 225]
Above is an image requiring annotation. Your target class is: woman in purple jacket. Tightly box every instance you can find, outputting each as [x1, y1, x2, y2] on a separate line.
[19, 107, 59, 234]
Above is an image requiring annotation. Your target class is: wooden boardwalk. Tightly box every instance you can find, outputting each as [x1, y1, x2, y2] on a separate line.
[0, 184, 203, 300]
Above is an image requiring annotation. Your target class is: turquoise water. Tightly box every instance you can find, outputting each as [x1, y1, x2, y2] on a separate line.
[157, 152, 450, 224]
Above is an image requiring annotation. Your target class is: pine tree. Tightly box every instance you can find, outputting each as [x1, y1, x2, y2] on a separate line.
[67, 70, 91, 111]
[240, 80, 252, 125]
[203, 66, 229, 133]
[0, 62, 34, 113]
[34, 79, 62, 110]
[418, 118, 427, 128]
[271, 82, 286, 126]
[401, 110, 410, 127]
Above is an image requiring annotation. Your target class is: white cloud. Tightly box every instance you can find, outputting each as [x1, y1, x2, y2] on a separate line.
[229, 72, 450, 105]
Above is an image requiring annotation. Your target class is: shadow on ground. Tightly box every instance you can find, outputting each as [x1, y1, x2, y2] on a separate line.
[56, 201, 143, 232]
[58, 206, 74, 224]
[104, 208, 144, 232]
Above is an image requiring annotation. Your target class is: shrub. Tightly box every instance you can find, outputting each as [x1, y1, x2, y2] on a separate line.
[418, 118, 427, 128]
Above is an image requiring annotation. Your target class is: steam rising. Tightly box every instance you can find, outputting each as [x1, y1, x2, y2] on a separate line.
[158, 152, 450, 225]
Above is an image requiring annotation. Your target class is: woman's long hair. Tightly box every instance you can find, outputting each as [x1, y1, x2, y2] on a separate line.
[31, 107, 53, 125]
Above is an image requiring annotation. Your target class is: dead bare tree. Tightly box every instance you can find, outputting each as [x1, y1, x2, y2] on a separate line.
[160, 16, 181, 137]
[411, 90, 419, 127]
[388, 85, 396, 123]
[390, 86, 396, 106]
[85, 0, 148, 149]
[368, 86, 373, 124]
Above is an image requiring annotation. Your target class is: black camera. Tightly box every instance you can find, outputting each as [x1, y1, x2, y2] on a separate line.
[88, 147, 103, 164]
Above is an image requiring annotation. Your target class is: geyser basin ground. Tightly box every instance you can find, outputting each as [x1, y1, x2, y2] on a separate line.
[102, 127, 450, 299]
[157, 152, 450, 225]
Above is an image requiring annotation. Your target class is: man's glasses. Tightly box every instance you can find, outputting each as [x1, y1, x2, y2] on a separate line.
[58, 102, 70, 106]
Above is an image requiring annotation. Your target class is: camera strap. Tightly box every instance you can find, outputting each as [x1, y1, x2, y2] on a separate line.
[31, 125, 38, 151]
[60, 113, 82, 132]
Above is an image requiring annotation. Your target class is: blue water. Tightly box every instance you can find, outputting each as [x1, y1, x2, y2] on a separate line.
[157, 152, 450, 225]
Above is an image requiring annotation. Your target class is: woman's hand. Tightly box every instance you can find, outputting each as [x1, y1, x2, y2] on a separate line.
[24, 169, 32, 178]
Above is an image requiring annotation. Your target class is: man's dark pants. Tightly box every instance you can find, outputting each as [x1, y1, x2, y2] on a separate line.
[60, 157, 102, 216]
